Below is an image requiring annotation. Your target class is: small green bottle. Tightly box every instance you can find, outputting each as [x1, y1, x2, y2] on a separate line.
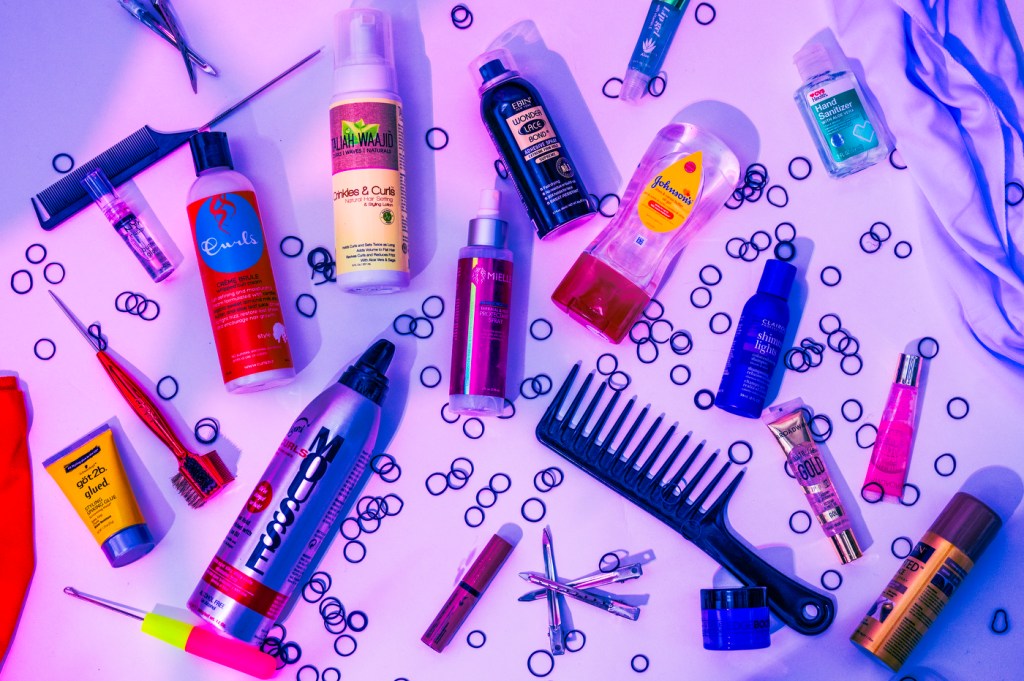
[793, 44, 890, 178]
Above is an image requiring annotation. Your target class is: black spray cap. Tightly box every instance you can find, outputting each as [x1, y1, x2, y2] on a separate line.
[190, 131, 234, 174]
[478, 58, 508, 83]
[757, 259, 797, 299]
[340, 339, 394, 405]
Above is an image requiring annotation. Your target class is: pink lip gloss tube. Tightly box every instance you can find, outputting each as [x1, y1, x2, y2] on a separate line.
[421, 526, 519, 652]
[863, 354, 921, 502]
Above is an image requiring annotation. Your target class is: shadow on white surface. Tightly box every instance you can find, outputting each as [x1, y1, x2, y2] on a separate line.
[106, 415, 176, 546]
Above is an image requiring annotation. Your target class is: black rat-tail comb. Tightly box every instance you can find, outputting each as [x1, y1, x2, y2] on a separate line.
[535, 363, 835, 636]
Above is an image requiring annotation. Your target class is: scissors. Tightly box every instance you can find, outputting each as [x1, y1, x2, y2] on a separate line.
[119, 0, 213, 91]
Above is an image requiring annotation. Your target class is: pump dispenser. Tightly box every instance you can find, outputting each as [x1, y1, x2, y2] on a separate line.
[330, 8, 409, 294]
[449, 190, 514, 416]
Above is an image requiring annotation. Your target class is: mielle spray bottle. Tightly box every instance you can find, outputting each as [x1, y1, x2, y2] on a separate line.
[449, 190, 513, 416]
[187, 132, 295, 393]
[552, 123, 739, 343]
[188, 339, 395, 644]
[330, 8, 409, 293]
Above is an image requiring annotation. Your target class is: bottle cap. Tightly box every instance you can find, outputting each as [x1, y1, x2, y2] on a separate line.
[894, 353, 921, 387]
[930, 492, 1002, 563]
[829, 527, 864, 564]
[469, 48, 518, 91]
[80, 168, 116, 202]
[189, 132, 233, 174]
[794, 43, 834, 81]
[468, 190, 508, 248]
[700, 586, 768, 610]
[101, 523, 155, 567]
[340, 339, 394, 405]
[756, 259, 797, 299]
[619, 70, 649, 103]
[551, 253, 650, 344]
[334, 8, 397, 92]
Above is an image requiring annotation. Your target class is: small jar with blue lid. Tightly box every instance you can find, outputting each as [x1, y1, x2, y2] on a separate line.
[700, 586, 771, 650]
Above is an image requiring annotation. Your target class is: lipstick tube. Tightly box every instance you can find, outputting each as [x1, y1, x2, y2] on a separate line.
[421, 530, 517, 652]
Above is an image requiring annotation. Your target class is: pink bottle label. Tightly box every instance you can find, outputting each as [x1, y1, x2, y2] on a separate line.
[188, 191, 293, 384]
[864, 383, 918, 500]
[786, 441, 853, 538]
[449, 257, 513, 398]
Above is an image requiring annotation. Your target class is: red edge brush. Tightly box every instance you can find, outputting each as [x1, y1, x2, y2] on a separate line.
[49, 291, 233, 507]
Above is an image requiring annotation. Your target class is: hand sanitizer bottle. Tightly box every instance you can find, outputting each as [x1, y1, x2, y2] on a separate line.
[793, 43, 890, 178]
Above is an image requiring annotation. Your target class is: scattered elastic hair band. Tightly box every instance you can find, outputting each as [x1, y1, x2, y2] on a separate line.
[296, 293, 317, 318]
[43, 262, 66, 285]
[157, 376, 179, 400]
[425, 127, 449, 150]
[889, 149, 908, 170]
[280, 236, 304, 258]
[788, 156, 811, 180]
[25, 243, 47, 264]
[419, 366, 442, 388]
[646, 75, 666, 97]
[450, 4, 473, 29]
[34, 338, 56, 361]
[530, 318, 553, 341]
[1006, 181, 1024, 207]
[10, 270, 32, 295]
[598, 193, 620, 218]
[52, 153, 75, 174]
[602, 77, 623, 99]
[694, 2, 716, 25]
[194, 417, 220, 445]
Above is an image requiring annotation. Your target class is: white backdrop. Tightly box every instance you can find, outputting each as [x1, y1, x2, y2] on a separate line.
[1, 1, 1023, 680]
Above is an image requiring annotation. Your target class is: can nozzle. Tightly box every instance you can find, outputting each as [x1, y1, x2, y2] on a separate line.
[340, 339, 394, 406]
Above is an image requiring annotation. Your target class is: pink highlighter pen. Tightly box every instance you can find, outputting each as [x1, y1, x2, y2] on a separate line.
[422, 524, 521, 652]
[864, 353, 921, 502]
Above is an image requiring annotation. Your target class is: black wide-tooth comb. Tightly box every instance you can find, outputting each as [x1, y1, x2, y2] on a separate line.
[535, 363, 835, 636]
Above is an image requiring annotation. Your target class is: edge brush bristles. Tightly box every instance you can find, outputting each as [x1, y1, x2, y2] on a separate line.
[171, 451, 235, 509]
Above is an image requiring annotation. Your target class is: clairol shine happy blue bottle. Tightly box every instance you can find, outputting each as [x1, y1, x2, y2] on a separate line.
[470, 48, 595, 239]
[715, 259, 796, 418]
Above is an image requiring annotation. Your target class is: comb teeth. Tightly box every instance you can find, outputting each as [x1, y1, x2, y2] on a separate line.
[36, 128, 157, 215]
[172, 451, 234, 509]
[537, 365, 737, 534]
[536, 363, 837, 638]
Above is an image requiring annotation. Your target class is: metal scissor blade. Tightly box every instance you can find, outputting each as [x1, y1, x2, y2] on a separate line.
[154, 0, 197, 92]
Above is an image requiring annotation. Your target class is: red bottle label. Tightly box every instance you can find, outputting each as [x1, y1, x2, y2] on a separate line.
[449, 257, 513, 398]
[188, 191, 293, 384]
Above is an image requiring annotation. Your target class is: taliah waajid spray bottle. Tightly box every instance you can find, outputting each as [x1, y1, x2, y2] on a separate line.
[552, 123, 739, 343]
[449, 190, 513, 416]
[330, 8, 409, 293]
[189, 339, 395, 644]
[187, 131, 295, 393]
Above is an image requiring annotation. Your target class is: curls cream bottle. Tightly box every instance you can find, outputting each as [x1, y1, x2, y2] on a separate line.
[330, 8, 409, 293]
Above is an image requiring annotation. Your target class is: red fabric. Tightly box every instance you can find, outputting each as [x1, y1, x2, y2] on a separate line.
[0, 376, 34, 664]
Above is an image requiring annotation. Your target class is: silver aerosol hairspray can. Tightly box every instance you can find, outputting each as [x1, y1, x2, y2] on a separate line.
[187, 339, 395, 643]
